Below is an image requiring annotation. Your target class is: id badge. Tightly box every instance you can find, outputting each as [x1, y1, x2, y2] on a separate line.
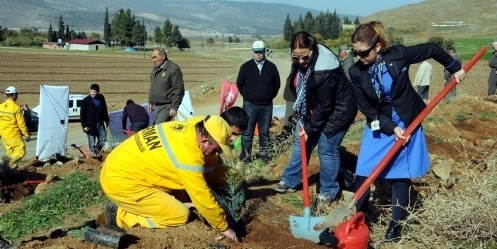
[371, 120, 380, 131]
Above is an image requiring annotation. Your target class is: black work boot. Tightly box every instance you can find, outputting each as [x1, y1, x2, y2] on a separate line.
[104, 201, 118, 227]
[384, 220, 402, 241]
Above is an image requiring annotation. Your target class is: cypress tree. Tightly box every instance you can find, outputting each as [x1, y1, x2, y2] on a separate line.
[162, 18, 173, 48]
[103, 7, 110, 46]
[153, 26, 162, 46]
[57, 15, 65, 42]
[47, 23, 53, 42]
[283, 14, 293, 45]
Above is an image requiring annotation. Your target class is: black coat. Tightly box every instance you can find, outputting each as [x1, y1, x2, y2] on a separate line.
[80, 94, 109, 136]
[349, 43, 462, 135]
[285, 44, 358, 137]
[236, 59, 280, 105]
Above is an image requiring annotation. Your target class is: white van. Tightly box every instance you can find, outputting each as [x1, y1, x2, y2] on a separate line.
[32, 94, 86, 121]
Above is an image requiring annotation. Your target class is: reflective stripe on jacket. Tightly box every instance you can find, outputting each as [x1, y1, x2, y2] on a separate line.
[100, 121, 228, 231]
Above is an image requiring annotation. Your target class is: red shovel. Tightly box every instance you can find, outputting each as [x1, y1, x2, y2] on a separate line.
[314, 47, 488, 230]
[289, 128, 324, 243]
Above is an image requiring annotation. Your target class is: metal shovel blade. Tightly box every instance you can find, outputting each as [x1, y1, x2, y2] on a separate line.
[289, 207, 324, 243]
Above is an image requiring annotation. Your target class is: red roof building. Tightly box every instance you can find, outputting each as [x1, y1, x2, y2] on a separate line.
[67, 39, 106, 50]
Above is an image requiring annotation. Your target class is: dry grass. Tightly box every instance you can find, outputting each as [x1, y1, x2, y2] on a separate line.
[363, 99, 497, 248]
[402, 154, 497, 248]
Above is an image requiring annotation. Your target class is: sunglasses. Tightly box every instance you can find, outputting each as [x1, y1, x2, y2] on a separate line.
[291, 51, 313, 62]
[352, 45, 375, 58]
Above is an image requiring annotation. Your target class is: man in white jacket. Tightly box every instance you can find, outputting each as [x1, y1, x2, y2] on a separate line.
[414, 60, 433, 101]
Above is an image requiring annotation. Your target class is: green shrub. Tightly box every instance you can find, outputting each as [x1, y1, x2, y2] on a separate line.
[454, 112, 467, 123]
[222, 167, 245, 222]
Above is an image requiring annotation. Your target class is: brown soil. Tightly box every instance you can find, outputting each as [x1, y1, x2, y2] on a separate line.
[1, 49, 496, 248]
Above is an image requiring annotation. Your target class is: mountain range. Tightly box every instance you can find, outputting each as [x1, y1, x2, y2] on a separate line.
[0, 0, 358, 35]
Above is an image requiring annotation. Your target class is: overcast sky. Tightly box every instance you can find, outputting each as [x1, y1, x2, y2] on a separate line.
[231, 0, 424, 16]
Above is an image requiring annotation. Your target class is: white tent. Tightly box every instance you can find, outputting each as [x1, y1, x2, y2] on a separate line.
[108, 103, 154, 143]
[35, 85, 69, 160]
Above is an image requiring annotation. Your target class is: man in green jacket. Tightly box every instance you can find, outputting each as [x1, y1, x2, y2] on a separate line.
[147, 47, 185, 124]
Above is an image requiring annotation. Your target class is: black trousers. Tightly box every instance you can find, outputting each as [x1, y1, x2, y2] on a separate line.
[355, 176, 410, 222]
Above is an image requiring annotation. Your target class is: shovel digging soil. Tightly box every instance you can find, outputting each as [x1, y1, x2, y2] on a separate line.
[289, 132, 324, 243]
[314, 47, 488, 231]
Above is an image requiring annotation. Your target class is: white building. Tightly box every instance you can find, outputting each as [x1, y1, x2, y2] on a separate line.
[67, 39, 106, 51]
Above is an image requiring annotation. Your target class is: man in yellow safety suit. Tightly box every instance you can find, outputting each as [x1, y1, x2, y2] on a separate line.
[0, 86, 29, 164]
[186, 106, 248, 186]
[100, 115, 239, 241]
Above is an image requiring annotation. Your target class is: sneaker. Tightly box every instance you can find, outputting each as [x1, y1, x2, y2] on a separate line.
[317, 193, 339, 205]
[274, 181, 297, 193]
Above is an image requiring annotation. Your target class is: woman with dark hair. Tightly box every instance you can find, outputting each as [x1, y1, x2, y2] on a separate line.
[349, 21, 465, 241]
[274, 31, 358, 204]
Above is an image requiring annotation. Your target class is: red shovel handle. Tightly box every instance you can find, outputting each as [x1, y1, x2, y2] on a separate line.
[353, 47, 488, 202]
[24, 180, 45, 185]
[124, 129, 135, 136]
[299, 128, 311, 208]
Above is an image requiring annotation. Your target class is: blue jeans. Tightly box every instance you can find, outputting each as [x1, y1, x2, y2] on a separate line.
[239, 101, 273, 161]
[281, 127, 346, 199]
[87, 122, 107, 156]
[130, 121, 148, 133]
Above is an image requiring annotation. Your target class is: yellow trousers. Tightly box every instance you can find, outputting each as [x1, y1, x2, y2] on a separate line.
[101, 177, 190, 229]
[2, 138, 25, 164]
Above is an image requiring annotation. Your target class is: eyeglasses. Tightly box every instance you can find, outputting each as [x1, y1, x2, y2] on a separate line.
[291, 51, 313, 62]
[352, 45, 375, 58]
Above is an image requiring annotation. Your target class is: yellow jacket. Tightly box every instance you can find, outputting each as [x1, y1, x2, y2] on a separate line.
[0, 99, 29, 139]
[186, 116, 227, 187]
[101, 121, 228, 231]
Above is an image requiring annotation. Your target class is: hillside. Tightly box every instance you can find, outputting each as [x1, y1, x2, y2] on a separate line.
[0, 0, 352, 35]
[363, 0, 497, 43]
[2, 0, 496, 41]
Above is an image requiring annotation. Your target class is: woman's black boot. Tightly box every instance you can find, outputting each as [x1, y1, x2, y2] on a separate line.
[384, 221, 402, 241]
